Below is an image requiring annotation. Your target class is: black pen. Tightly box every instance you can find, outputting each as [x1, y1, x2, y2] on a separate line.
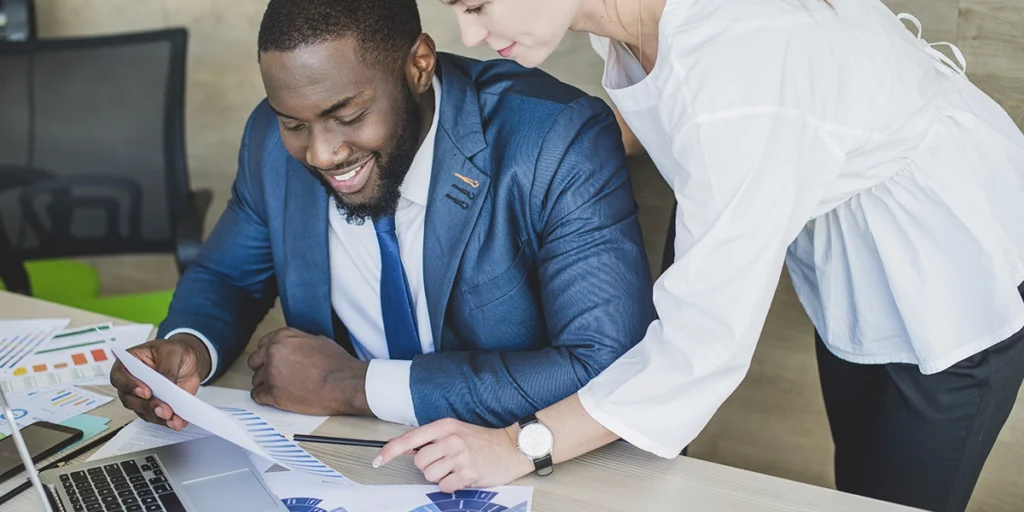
[286, 433, 388, 448]
[0, 423, 127, 506]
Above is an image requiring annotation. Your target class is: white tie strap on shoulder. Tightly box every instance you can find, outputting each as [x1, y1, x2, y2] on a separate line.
[896, 12, 967, 78]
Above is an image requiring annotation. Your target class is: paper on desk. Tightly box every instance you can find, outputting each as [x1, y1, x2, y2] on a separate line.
[263, 471, 533, 512]
[112, 348, 350, 483]
[196, 386, 328, 436]
[75, 323, 153, 385]
[0, 323, 153, 392]
[104, 324, 154, 349]
[88, 419, 209, 461]
[0, 318, 71, 375]
[0, 386, 112, 436]
[59, 414, 112, 453]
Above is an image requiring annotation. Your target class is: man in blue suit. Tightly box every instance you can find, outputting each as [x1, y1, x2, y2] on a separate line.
[110, 0, 652, 430]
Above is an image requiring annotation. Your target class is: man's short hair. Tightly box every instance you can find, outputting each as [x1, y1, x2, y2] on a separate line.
[257, 0, 422, 67]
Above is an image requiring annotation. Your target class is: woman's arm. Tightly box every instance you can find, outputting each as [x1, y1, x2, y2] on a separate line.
[377, 110, 845, 489]
[375, 394, 617, 492]
[614, 107, 647, 157]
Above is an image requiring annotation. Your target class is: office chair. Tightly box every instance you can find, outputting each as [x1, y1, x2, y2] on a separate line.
[0, 28, 211, 324]
[0, 0, 37, 42]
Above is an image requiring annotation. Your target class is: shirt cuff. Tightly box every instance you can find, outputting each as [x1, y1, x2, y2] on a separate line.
[164, 328, 219, 385]
[365, 359, 418, 426]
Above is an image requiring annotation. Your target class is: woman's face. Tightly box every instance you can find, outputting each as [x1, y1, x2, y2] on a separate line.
[445, 0, 580, 68]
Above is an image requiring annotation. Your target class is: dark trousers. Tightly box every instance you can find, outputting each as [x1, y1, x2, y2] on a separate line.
[816, 314, 1024, 511]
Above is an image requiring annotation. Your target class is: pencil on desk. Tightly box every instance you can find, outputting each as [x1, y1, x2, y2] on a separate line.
[286, 433, 388, 448]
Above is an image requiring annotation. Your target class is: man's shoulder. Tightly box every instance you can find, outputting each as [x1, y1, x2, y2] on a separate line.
[244, 99, 285, 147]
[443, 53, 614, 137]
[440, 54, 619, 193]
[237, 99, 292, 175]
[451, 53, 588, 106]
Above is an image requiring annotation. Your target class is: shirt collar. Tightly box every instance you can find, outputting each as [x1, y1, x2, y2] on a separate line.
[400, 75, 441, 207]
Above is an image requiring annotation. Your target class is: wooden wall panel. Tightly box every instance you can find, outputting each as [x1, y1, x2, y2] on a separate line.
[959, 0, 1024, 128]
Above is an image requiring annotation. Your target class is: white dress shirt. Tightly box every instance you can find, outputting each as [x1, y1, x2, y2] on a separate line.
[169, 76, 441, 426]
[578, 0, 1024, 459]
[324, 76, 441, 426]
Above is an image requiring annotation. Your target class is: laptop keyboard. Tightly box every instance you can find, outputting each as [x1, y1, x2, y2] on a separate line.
[57, 455, 186, 512]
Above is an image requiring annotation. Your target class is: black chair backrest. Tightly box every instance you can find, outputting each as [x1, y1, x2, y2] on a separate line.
[0, 0, 37, 42]
[0, 28, 190, 264]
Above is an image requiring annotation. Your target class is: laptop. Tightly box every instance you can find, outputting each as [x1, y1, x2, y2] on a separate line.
[2, 387, 286, 512]
[39, 434, 289, 512]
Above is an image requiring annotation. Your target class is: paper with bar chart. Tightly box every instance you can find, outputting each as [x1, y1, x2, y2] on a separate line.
[0, 318, 71, 375]
[0, 323, 152, 393]
[113, 347, 352, 484]
[0, 386, 112, 436]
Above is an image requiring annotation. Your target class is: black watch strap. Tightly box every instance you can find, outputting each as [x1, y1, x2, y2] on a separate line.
[534, 454, 553, 476]
[517, 414, 553, 476]
[517, 413, 538, 429]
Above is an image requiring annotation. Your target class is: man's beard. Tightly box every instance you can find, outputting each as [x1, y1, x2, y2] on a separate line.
[306, 86, 424, 225]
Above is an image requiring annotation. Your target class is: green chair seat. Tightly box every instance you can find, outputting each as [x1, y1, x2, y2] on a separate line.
[1, 260, 171, 325]
[58, 289, 174, 325]
[0, 260, 101, 301]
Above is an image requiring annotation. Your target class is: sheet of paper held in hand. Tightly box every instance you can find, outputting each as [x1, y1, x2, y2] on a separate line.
[110, 347, 350, 484]
[88, 387, 330, 461]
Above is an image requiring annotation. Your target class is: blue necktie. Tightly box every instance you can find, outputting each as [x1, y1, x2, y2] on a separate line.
[373, 215, 421, 360]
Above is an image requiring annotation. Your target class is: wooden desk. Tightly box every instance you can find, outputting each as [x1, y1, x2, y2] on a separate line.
[1, 291, 918, 511]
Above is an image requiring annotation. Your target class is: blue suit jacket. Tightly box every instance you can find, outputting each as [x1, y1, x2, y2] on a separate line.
[158, 53, 654, 427]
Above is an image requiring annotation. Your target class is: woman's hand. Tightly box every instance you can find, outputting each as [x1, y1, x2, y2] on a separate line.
[374, 418, 534, 493]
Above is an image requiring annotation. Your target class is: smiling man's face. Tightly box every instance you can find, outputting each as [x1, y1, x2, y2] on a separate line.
[260, 37, 425, 223]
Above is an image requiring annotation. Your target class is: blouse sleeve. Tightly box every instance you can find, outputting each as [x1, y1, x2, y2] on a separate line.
[577, 109, 845, 457]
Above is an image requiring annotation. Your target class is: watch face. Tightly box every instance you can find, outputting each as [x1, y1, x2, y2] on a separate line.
[518, 423, 553, 459]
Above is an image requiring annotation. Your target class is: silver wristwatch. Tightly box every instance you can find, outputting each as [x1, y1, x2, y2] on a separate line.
[516, 413, 553, 476]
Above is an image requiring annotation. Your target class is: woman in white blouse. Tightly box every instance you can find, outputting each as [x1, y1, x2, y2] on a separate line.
[378, 0, 1024, 509]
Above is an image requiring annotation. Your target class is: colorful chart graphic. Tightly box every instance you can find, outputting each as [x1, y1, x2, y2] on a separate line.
[0, 319, 69, 372]
[12, 346, 111, 376]
[0, 386, 111, 436]
[219, 407, 348, 481]
[282, 497, 348, 512]
[49, 389, 101, 408]
[0, 324, 130, 393]
[409, 491, 529, 512]
[271, 485, 531, 512]
[0, 408, 28, 421]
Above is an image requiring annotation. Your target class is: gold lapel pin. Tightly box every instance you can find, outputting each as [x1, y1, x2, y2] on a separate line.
[454, 172, 479, 188]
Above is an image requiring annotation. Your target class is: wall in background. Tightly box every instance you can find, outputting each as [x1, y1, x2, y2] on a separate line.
[886, 0, 1024, 128]
[34, 0, 1024, 220]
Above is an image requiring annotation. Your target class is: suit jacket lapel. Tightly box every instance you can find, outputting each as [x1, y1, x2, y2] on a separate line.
[423, 55, 490, 351]
[282, 158, 333, 337]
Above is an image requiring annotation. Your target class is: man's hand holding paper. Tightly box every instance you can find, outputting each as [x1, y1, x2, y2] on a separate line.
[109, 334, 212, 431]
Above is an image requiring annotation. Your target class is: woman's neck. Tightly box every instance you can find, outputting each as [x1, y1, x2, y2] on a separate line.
[573, 0, 665, 46]
[573, 0, 666, 69]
